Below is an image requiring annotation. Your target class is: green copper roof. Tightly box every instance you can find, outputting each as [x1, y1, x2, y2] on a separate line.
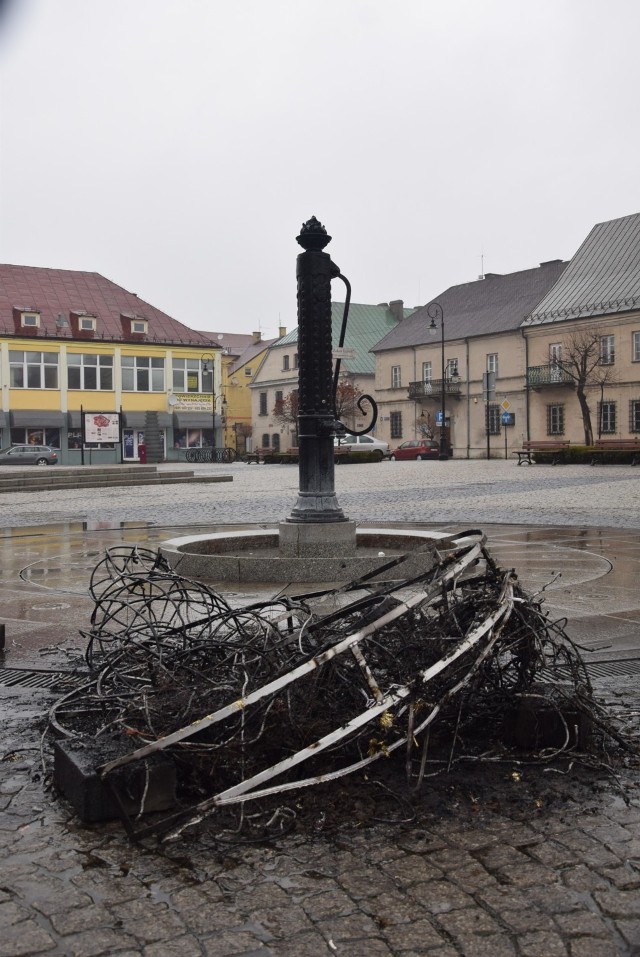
[277, 302, 416, 375]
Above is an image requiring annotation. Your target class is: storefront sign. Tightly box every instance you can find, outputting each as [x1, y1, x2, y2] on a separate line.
[170, 393, 214, 413]
[83, 412, 120, 444]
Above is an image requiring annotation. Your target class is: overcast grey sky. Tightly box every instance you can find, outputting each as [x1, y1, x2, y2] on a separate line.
[1, 0, 638, 338]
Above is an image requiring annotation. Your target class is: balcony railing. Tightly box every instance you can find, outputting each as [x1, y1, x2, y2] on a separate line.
[408, 379, 462, 400]
[527, 365, 574, 389]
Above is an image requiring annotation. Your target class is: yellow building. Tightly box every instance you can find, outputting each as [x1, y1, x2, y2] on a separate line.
[0, 265, 222, 464]
[199, 329, 282, 455]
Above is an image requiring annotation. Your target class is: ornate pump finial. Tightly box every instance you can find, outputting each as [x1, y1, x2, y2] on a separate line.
[296, 216, 332, 251]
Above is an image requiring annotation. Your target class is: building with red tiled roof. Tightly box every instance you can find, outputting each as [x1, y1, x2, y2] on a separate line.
[0, 265, 226, 463]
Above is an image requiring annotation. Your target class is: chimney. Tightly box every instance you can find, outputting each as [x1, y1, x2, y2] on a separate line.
[278, 325, 287, 338]
[389, 300, 404, 322]
[252, 330, 261, 343]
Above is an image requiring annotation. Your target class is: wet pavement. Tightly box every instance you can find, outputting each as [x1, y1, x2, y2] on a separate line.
[1, 460, 640, 956]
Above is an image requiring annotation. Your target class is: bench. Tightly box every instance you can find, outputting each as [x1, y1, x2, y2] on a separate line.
[514, 441, 570, 466]
[589, 438, 640, 466]
[244, 448, 269, 464]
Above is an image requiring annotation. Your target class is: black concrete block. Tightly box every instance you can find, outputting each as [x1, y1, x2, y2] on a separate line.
[54, 737, 177, 823]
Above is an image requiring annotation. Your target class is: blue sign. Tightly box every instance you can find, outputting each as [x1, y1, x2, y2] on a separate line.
[435, 411, 444, 425]
[501, 412, 515, 426]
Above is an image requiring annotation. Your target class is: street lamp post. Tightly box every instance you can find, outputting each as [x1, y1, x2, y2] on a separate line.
[428, 303, 449, 461]
[201, 355, 216, 449]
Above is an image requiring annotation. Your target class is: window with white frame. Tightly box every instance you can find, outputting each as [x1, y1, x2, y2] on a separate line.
[172, 358, 212, 393]
[630, 399, 640, 433]
[487, 353, 499, 377]
[422, 361, 432, 382]
[244, 366, 252, 377]
[121, 355, 164, 392]
[9, 351, 58, 389]
[599, 335, 615, 365]
[391, 366, 401, 388]
[390, 411, 402, 438]
[21, 312, 40, 328]
[79, 316, 97, 332]
[131, 318, 148, 335]
[546, 404, 565, 435]
[447, 358, 459, 377]
[599, 400, 616, 434]
[633, 332, 640, 362]
[67, 354, 113, 391]
[549, 343, 563, 381]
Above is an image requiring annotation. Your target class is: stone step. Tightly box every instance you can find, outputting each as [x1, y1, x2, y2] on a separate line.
[0, 468, 232, 493]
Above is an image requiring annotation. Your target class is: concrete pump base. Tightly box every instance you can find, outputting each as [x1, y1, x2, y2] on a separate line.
[160, 526, 452, 584]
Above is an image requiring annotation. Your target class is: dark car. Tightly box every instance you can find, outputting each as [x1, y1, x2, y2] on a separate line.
[389, 439, 440, 461]
[0, 445, 58, 466]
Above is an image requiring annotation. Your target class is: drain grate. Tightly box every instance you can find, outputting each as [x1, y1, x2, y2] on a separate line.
[556, 657, 640, 680]
[0, 667, 70, 690]
[583, 658, 640, 679]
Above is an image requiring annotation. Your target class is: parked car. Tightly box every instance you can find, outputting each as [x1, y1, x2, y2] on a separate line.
[0, 445, 58, 466]
[389, 439, 440, 461]
[334, 434, 390, 460]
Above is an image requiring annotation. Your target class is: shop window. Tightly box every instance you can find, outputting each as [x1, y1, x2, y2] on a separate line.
[10, 427, 60, 448]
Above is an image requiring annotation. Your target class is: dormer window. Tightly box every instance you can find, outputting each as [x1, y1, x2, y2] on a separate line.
[131, 318, 148, 335]
[21, 312, 40, 328]
[79, 316, 97, 332]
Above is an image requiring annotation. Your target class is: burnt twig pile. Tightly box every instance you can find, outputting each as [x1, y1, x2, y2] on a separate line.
[48, 533, 636, 840]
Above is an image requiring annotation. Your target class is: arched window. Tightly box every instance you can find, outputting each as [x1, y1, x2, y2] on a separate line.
[272, 433, 280, 452]
[262, 433, 270, 448]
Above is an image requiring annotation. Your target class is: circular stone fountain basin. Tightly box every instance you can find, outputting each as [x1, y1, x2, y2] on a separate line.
[160, 527, 454, 584]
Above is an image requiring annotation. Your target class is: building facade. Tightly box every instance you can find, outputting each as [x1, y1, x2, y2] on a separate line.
[0, 265, 223, 464]
[372, 263, 567, 458]
[522, 213, 640, 446]
[249, 301, 415, 452]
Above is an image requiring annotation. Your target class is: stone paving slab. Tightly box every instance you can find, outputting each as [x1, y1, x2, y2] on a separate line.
[1, 459, 640, 955]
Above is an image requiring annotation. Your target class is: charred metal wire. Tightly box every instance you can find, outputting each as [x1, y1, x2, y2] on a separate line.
[48, 535, 637, 840]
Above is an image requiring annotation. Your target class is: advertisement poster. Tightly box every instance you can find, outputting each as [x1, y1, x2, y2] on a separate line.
[83, 412, 120, 444]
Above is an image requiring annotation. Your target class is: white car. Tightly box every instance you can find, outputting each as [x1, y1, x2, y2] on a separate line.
[334, 434, 390, 460]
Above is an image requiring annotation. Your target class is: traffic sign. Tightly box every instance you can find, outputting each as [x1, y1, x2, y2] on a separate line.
[501, 399, 511, 412]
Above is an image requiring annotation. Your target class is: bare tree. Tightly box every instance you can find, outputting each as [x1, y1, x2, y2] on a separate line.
[273, 390, 298, 428]
[553, 328, 617, 445]
[334, 380, 364, 425]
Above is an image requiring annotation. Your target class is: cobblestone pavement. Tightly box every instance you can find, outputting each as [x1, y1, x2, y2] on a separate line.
[1, 459, 640, 956]
[0, 458, 638, 529]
